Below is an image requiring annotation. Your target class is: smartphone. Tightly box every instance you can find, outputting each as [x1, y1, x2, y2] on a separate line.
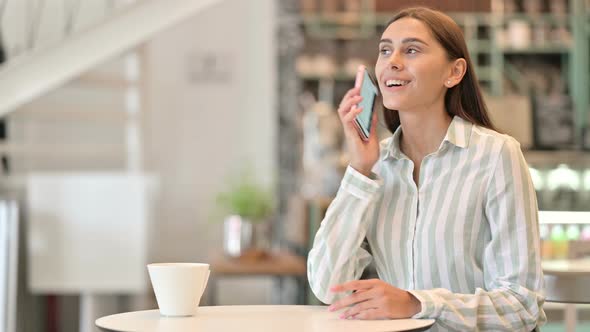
[353, 65, 379, 141]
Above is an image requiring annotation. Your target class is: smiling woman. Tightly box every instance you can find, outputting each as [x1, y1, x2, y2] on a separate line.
[377, 8, 495, 135]
[307, 7, 546, 332]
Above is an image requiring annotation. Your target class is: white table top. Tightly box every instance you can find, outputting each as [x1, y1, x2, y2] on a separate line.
[95, 305, 435, 332]
[542, 259, 590, 304]
[542, 259, 590, 276]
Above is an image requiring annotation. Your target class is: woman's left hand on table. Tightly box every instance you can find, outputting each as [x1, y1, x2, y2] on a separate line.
[328, 279, 422, 320]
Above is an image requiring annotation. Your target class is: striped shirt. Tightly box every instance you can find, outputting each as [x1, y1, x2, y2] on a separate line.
[307, 116, 546, 331]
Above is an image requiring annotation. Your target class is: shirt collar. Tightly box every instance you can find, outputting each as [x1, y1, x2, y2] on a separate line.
[382, 115, 473, 161]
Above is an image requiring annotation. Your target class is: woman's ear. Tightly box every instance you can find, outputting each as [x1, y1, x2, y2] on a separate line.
[445, 58, 467, 88]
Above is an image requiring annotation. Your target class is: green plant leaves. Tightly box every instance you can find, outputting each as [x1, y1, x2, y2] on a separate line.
[215, 174, 275, 223]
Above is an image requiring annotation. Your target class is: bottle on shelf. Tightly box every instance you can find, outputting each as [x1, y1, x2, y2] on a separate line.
[581, 224, 590, 241]
[566, 224, 590, 259]
[581, 169, 590, 210]
[566, 224, 581, 242]
[540, 224, 553, 260]
[565, 224, 583, 259]
[550, 224, 568, 260]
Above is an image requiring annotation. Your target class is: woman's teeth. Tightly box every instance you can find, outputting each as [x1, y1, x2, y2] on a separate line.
[385, 79, 410, 87]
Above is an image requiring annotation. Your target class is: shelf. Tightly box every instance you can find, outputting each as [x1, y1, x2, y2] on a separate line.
[500, 13, 570, 25]
[539, 211, 590, 225]
[500, 45, 571, 54]
[304, 29, 374, 40]
[210, 251, 306, 276]
[302, 12, 367, 25]
[467, 40, 493, 52]
[301, 13, 376, 40]
[304, 12, 571, 29]
[298, 6, 590, 145]
[299, 71, 354, 81]
[523, 150, 590, 166]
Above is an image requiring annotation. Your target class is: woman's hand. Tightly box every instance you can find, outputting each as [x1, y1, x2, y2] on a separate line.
[337, 87, 380, 177]
[328, 279, 422, 320]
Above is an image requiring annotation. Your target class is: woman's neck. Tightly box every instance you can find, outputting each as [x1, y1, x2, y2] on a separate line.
[398, 107, 453, 161]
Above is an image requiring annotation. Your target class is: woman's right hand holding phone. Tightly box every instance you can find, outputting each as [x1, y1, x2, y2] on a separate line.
[337, 87, 380, 177]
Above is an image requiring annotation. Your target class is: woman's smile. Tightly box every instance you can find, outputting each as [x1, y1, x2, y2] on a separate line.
[381, 78, 412, 92]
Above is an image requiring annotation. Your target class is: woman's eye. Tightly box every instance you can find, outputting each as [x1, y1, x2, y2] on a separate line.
[406, 48, 418, 54]
[379, 47, 391, 56]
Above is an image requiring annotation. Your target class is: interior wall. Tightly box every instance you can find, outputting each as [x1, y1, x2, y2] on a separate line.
[144, 0, 277, 304]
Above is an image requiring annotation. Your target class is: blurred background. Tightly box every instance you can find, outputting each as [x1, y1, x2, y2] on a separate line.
[0, 0, 589, 331]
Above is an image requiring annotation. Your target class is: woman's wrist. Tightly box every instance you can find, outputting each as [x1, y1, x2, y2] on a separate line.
[406, 291, 422, 316]
[350, 163, 372, 177]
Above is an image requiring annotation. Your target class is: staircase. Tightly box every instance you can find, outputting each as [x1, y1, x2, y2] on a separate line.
[0, 0, 223, 176]
[0, 1, 223, 332]
[0, 0, 222, 116]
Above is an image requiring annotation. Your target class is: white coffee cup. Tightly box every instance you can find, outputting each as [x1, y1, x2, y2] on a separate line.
[147, 263, 210, 316]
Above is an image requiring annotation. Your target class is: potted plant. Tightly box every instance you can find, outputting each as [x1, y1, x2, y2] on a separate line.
[215, 173, 275, 259]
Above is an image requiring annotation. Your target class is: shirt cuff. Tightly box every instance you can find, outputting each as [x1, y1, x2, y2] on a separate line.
[408, 289, 439, 319]
[340, 165, 381, 200]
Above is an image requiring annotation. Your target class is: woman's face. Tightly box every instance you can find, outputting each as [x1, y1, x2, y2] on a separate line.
[375, 17, 453, 112]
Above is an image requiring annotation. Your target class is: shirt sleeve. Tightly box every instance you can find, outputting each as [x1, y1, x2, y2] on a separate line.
[408, 137, 546, 331]
[307, 165, 382, 304]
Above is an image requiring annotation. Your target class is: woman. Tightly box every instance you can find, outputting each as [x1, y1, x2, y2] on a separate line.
[307, 7, 546, 331]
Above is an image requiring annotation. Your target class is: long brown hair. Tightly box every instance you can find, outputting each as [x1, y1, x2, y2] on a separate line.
[381, 7, 496, 133]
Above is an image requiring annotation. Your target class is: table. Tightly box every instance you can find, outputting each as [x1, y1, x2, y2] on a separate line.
[208, 251, 307, 305]
[95, 305, 435, 332]
[542, 259, 590, 332]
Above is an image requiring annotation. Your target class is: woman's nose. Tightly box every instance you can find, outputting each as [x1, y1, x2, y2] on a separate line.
[388, 51, 404, 70]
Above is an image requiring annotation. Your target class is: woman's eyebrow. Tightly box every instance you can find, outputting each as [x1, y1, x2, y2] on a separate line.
[379, 37, 429, 46]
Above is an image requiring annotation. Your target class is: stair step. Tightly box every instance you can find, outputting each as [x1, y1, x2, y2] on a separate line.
[0, 142, 125, 157]
[73, 73, 133, 89]
[11, 108, 134, 122]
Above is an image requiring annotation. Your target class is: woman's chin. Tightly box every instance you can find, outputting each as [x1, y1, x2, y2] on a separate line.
[382, 94, 410, 109]
[383, 101, 404, 110]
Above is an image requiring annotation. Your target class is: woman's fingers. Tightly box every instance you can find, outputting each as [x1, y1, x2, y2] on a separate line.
[330, 279, 378, 293]
[342, 106, 362, 124]
[349, 308, 382, 320]
[337, 88, 361, 113]
[328, 287, 377, 312]
[341, 87, 361, 104]
[342, 298, 380, 319]
[337, 95, 362, 118]
[342, 109, 364, 142]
